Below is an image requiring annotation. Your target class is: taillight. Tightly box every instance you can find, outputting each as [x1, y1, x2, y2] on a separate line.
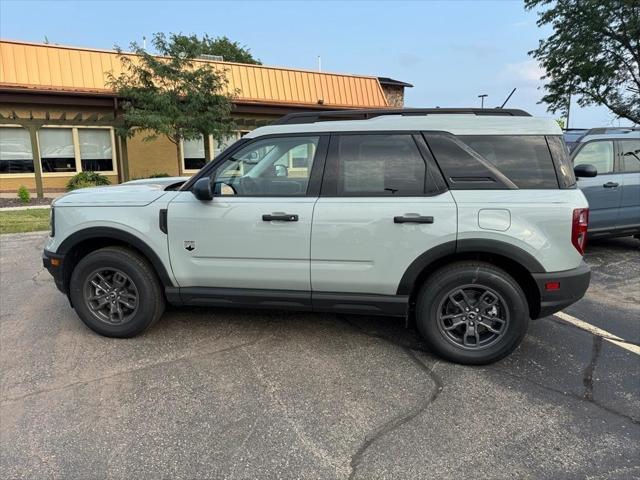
[571, 208, 589, 255]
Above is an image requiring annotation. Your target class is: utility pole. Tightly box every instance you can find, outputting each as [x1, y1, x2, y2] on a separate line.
[478, 94, 488, 109]
[566, 94, 571, 129]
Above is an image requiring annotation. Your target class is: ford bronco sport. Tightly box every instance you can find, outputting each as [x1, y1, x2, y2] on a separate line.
[43, 108, 591, 364]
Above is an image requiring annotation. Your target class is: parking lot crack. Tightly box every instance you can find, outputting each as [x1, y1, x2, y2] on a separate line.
[348, 349, 443, 480]
[582, 335, 603, 401]
[0, 334, 266, 404]
[491, 367, 639, 426]
[337, 316, 444, 480]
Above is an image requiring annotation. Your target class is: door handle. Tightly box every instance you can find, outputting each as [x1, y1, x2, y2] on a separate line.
[394, 215, 434, 224]
[603, 182, 619, 188]
[262, 213, 299, 222]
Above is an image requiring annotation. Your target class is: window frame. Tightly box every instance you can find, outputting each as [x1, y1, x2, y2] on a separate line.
[617, 139, 640, 173]
[0, 124, 36, 178]
[320, 131, 446, 198]
[570, 139, 617, 177]
[199, 133, 330, 197]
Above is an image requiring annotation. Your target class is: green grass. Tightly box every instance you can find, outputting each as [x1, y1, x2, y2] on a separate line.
[0, 208, 51, 234]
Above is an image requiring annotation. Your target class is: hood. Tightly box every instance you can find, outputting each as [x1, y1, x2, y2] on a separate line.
[53, 182, 177, 207]
[123, 176, 189, 187]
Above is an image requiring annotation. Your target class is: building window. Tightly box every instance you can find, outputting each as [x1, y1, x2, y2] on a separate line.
[79, 129, 113, 172]
[182, 131, 250, 173]
[0, 127, 34, 174]
[36, 127, 117, 175]
[183, 136, 206, 171]
[39, 128, 76, 172]
[214, 133, 242, 158]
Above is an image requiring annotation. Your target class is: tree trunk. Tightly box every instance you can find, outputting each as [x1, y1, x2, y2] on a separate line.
[175, 140, 183, 177]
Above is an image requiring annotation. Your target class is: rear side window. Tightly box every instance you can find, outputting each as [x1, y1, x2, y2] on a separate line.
[460, 135, 559, 189]
[547, 135, 576, 188]
[333, 134, 427, 195]
[619, 140, 640, 173]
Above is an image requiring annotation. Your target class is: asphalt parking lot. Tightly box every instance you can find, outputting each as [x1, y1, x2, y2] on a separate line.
[1, 233, 638, 479]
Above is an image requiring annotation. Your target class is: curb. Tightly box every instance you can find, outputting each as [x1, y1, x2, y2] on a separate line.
[0, 205, 52, 211]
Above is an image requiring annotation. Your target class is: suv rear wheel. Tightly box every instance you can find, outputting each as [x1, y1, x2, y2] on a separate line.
[69, 246, 165, 337]
[416, 261, 528, 365]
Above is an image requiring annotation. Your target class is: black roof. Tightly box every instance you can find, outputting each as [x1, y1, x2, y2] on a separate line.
[272, 108, 531, 125]
[377, 77, 414, 88]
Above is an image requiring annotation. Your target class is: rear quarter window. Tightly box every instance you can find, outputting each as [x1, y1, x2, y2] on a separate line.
[459, 135, 559, 189]
[547, 135, 576, 188]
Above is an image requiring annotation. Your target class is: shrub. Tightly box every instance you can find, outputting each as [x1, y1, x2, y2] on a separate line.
[17, 185, 31, 204]
[66, 171, 110, 192]
[148, 172, 170, 178]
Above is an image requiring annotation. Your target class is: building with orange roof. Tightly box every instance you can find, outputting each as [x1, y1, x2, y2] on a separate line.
[0, 40, 411, 194]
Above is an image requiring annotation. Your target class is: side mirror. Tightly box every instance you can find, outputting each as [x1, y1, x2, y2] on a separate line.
[574, 164, 597, 178]
[192, 177, 213, 201]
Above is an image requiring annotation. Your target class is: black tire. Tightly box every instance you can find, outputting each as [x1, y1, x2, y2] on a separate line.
[415, 261, 529, 365]
[69, 246, 165, 338]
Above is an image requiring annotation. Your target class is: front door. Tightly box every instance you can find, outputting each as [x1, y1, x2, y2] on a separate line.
[167, 135, 327, 290]
[572, 139, 623, 232]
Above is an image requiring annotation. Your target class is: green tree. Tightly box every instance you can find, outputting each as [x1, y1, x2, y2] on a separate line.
[108, 33, 236, 175]
[526, 0, 640, 125]
[200, 35, 261, 64]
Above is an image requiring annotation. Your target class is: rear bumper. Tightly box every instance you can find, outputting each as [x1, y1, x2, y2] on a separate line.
[43, 249, 67, 294]
[532, 261, 591, 318]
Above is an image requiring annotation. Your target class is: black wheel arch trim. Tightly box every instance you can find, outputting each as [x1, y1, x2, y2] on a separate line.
[396, 239, 546, 295]
[56, 227, 174, 288]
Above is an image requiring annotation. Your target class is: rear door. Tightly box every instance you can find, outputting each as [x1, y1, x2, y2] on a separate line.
[310, 133, 457, 300]
[617, 139, 640, 231]
[571, 139, 623, 231]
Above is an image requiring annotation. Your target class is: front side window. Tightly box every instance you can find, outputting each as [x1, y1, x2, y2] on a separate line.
[460, 135, 558, 189]
[335, 134, 426, 195]
[39, 128, 76, 172]
[0, 127, 34, 174]
[619, 140, 640, 173]
[572, 140, 614, 174]
[214, 136, 319, 196]
[78, 129, 113, 172]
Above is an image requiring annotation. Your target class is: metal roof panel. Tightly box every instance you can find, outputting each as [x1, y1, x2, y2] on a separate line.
[0, 39, 389, 108]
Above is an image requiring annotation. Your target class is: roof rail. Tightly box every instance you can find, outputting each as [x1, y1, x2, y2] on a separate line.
[582, 126, 640, 136]
[272, 108, 532, 125]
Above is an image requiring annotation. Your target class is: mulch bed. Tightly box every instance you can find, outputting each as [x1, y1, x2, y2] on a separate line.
[0, 198, 53, 208]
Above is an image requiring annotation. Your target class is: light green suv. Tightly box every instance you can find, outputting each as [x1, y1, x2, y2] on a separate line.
[43, 108, 591, 365]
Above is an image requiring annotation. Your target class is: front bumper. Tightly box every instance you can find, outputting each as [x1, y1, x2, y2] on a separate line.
[532, 261, 591, 318]
[43, 249, 67, 294]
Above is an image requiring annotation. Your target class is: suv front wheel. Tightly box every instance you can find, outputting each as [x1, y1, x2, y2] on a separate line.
[416, 261, 529, 365]
[69, 246, 165, 337]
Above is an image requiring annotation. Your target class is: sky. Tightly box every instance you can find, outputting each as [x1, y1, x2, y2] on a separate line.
[0, 0, 631, 128]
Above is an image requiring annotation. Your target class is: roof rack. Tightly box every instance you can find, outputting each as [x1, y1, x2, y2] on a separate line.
[272, 108, 532, 125]
[582, 127, 639, 136]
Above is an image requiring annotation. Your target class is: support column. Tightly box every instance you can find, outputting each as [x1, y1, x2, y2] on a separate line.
[28, 126, 44, 199]
[117, 135, 130, 182]
[204, 134, 213, 163]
